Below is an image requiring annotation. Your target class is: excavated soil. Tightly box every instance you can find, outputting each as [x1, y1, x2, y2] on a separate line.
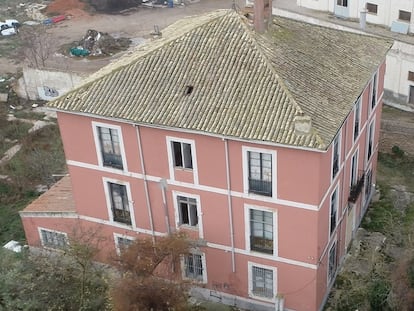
[45, 0, 90, 19]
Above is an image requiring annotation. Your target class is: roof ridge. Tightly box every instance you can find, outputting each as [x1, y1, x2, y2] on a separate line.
[236, 14, 326, 147]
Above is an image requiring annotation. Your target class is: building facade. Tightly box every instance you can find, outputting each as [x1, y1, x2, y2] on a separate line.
[20, 8, 391, 311]
[297, 0, 414, 30]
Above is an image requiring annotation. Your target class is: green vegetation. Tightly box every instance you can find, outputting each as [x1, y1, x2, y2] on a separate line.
[2, 124, 66, 187]
[0, 240, 111, 310]
[377, 146, 414, 191]
[0, 183, 37, 245]
[0, 232, 240, 311]
[12, 109, 46, 120]
[0, 84, 66, 244]
[326, 145, 414, 310]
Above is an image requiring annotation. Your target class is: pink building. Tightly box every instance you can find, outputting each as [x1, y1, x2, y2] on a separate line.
[20, 6, 391, 311]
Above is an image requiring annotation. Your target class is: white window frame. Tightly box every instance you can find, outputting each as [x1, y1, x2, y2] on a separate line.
[331, 131, 341, 181]
[172, 191, 203, 238]
[329, 185, 339, 237]
[350, 149, 359, 187]
[38, 227, 68, 250]
[92, 121, 127, 171]
[363, 166, 373, 206]
[244, 204, 278, 257]
[327, 241, 337, 285]
[103, 177, 136, 228]
[353, 97, 361, 142]
[366, 118, 375, 163]
[166, 136, 198, 184]
[369, 70, 378, 112]
[114, 233, 135, 255]
[181, 251, 207, 283]
[242, 146, 277, 199]
[336, 0, 348, 7]
[248, 261, 277, 302]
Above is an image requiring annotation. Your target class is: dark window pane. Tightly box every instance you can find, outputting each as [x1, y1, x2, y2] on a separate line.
[366, 3, 378, 14]
[173, 142, 183, 167]
[180, 202, 189, 224]
[399, 10, 411, 21]
[183, 143, 193, 169]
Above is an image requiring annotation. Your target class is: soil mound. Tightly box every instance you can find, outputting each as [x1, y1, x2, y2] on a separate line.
[72, 29, 131, 56]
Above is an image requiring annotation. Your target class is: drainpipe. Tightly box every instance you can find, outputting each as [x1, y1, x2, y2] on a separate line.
[224, 138, 236, 273]
[159, 178, 171, 234]
[135, 125, 155, 241]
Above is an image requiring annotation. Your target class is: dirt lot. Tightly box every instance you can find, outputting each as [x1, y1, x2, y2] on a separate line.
[0, 0, 245, 76]
[380, 105, 414, 155]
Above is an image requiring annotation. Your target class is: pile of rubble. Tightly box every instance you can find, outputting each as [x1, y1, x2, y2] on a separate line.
[70, 29, 131, 57]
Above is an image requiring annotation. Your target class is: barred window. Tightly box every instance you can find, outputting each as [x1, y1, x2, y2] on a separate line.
[184, 253, 204, 281]
[251, 266, 274, 298]
[40, 229, 68, 249]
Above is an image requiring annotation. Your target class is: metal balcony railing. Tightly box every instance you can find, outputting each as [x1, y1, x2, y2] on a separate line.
[249, 178, 272, 197]
[348, 170, 365, 203]
[250, 236, 273, 254]
[103, 152, 123, 169]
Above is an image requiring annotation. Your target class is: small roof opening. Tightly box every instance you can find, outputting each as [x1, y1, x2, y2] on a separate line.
[185, 85, 194, 95]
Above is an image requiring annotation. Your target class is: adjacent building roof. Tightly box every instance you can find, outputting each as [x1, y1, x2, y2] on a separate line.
[20, 175, 76, 214]
[48, 9, 392, 150]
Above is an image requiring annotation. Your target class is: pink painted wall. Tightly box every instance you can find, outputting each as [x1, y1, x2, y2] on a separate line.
[277, 147, 324, 204]
[57, 113, 143, 174]
[28, 60, 388, 311]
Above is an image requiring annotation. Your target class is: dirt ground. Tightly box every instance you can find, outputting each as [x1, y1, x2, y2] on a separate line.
[0, 0, 245, 76]
[379, 106, 414, 155]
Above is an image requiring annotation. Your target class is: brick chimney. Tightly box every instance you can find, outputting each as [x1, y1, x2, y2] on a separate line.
[254, 0, 273, 33]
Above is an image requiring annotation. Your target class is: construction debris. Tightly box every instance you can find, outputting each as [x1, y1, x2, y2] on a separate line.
[70, 29, 131, 57]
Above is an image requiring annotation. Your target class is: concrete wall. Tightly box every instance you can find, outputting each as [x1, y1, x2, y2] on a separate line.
[14, 67, 83, 101]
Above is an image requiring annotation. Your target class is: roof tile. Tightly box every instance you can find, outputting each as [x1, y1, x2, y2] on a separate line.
[48, 10, 392, 150]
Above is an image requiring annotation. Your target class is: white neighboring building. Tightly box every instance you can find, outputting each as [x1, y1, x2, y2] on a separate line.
[296, 0, 414, 32]
[292, 0, 414, 110]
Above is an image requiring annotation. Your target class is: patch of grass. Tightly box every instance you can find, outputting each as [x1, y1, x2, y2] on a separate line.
[0, 124, 66, 188]
[12, 110, 46, 120]
[324, 284, 367, 311]
[404, 203, 414, 228]
[0, 120, 32, 140]
[361, 183, 400, 235]
[368, 276, 391, 311]
[0, 181, 39, 245]
[377, 150, 414, 191]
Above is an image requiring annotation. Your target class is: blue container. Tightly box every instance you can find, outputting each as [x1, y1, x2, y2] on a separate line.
[168, 0, 173, 8]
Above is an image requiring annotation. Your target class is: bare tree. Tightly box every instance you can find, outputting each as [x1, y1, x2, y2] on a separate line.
[21, 25, 54, 68]
[111, 232, 196, 311]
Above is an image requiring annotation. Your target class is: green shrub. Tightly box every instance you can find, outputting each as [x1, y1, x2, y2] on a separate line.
[391, 145, 405, 158]
[408, 258, 414, 288]
[368, 277, 391, 310]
